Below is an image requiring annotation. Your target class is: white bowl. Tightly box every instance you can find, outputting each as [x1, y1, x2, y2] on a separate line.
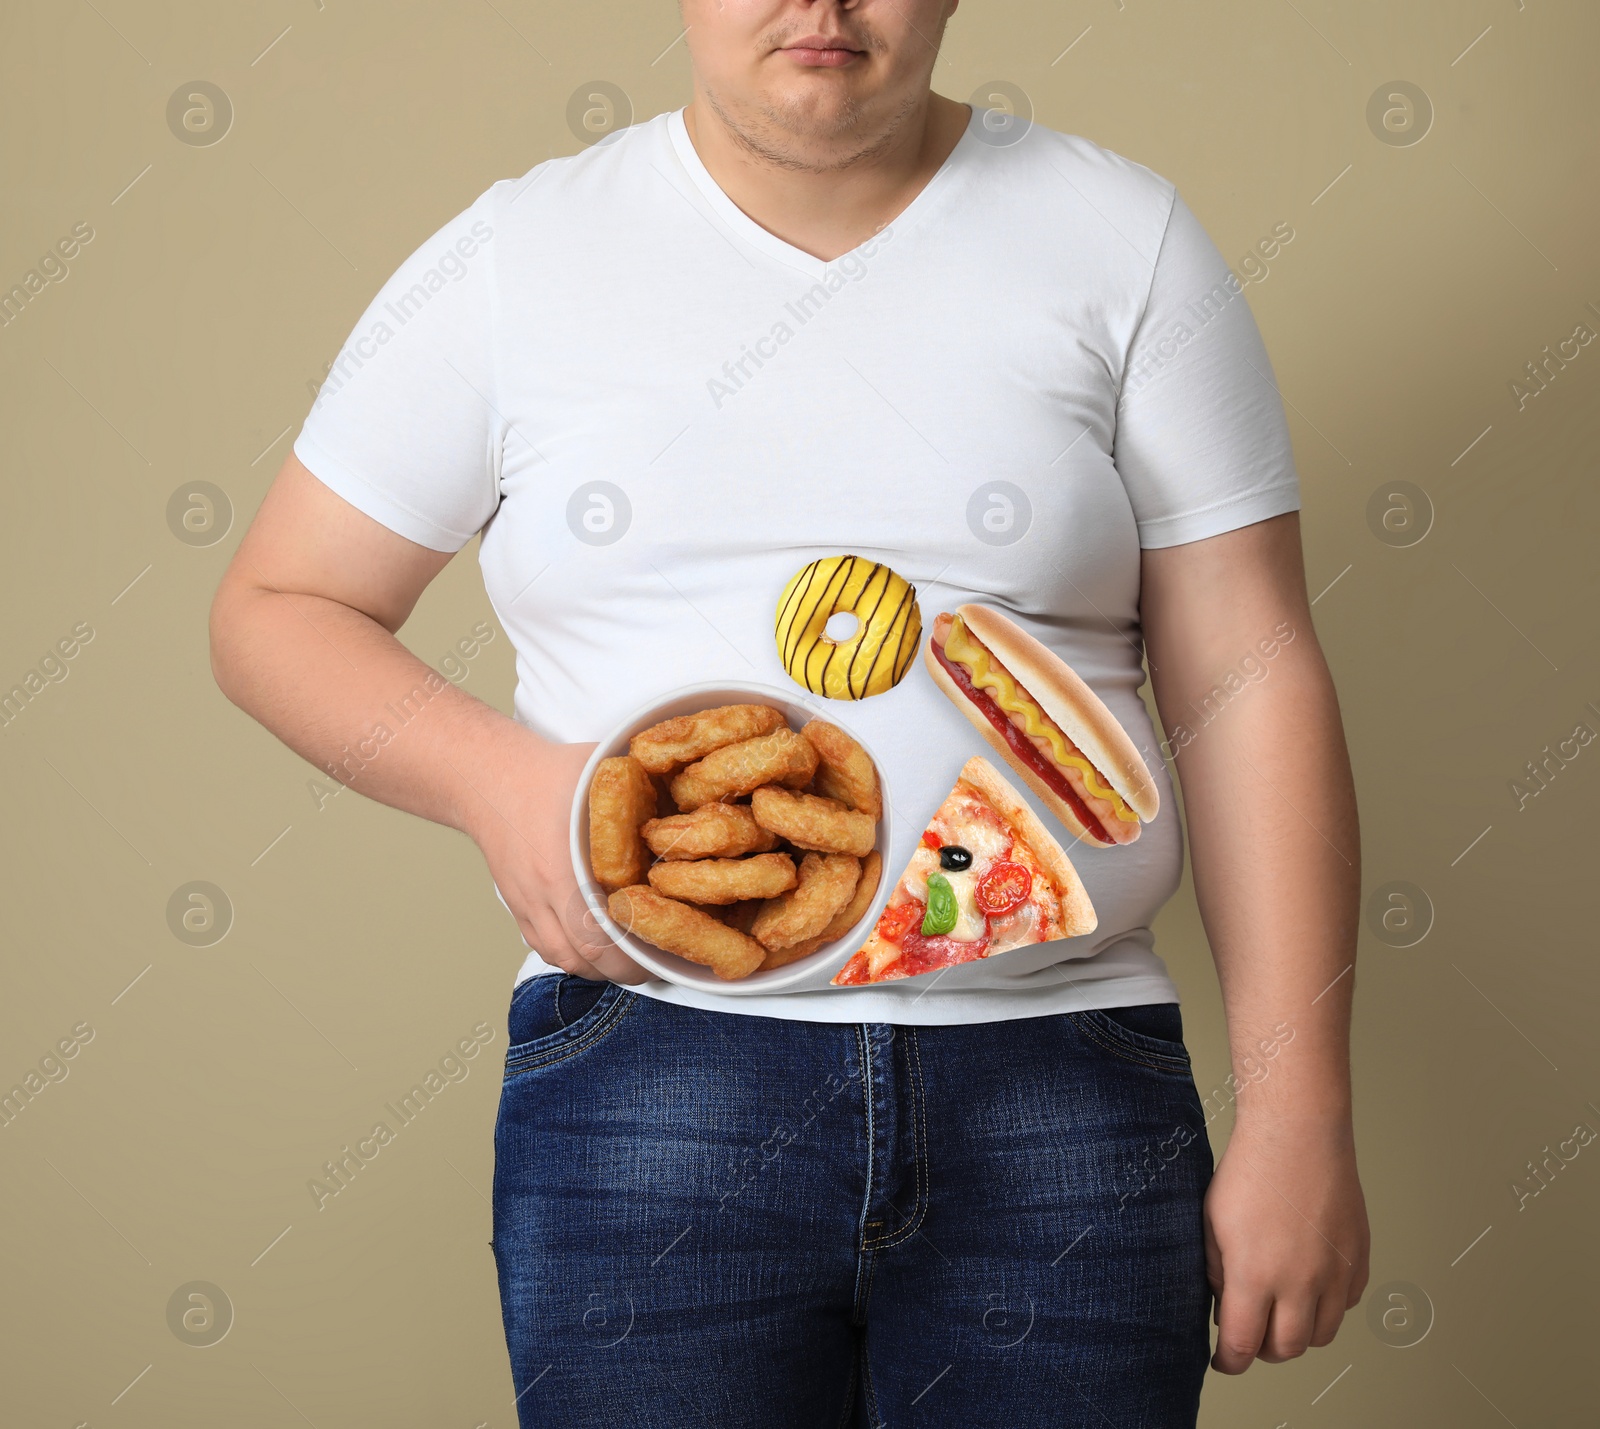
[568, 682, 893, 994]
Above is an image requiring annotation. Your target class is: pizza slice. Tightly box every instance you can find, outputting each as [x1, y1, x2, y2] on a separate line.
[832, 756, 1097, 986]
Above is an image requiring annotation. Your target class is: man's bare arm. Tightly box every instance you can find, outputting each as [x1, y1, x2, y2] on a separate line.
[208, 453, 644, 982]
[1141, 511, 1369, 1373]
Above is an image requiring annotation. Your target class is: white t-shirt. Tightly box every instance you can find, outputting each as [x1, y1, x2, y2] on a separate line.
[293, 105, 1300, 1025]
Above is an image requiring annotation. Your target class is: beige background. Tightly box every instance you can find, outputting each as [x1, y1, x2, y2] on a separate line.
[2, 0, 1597, 1423]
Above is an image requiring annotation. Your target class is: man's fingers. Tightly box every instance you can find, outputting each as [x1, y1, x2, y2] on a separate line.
[579, 947, 652, 979]
[1211, 1284, 1271, 1374]
[1221, 1280, 1348, 1366]
[574, 941, 654, 985]
[1256, 1296, 1315, 1363]
[555, 885, 654, 984]
[1203, 1216, 1225, 1328]
[1345, 1258, 1370, 1309]
[519, 922, 592, 977]
[1310, 1289, 1349, 1348]
[519, 895, 653, 986]
[518, 902, 604, 978]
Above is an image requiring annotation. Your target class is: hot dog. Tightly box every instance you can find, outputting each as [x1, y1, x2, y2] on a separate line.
[924, 605, 1158, 846]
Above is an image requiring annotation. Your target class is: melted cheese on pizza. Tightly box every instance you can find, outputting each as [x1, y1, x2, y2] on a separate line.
[896, 782, 1062, 946]
[833, 766, 1085, 986]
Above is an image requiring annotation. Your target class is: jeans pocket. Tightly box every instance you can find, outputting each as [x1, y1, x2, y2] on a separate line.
[1070, 1004, 1193, 1074]
[504, 976, 634, 1077]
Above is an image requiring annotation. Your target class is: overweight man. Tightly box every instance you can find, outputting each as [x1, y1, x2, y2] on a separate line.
[211, 3, 1369, 1424]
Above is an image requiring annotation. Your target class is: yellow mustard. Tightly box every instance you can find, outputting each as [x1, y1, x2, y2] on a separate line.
[944, 614, 1139, 823]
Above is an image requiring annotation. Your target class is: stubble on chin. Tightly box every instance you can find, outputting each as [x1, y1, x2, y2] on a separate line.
[702, 82, 921, 174]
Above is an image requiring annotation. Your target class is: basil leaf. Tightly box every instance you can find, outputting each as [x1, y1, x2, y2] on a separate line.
[922, 873, 958, 936]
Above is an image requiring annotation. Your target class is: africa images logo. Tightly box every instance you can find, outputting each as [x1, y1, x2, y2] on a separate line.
[309, 220, 495, 408]
[1, 223, 96, 330]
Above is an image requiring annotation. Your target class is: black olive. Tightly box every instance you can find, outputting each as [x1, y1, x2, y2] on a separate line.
[939, 844, 973, 872]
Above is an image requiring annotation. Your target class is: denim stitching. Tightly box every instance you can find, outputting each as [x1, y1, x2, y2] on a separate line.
[1072, 1011, 1191, 1074]
[1081, 1007, 1191, 1064]
[870, 1027, 928, 1250]
[866, 1026, 928, 1251]
[857, 1248, 881, 1330]
[505, 976, 579, 1053]
[850, 1025, 878, 1323]
[855, 1024, 877, 1245]
[1076, 1015, 1186, 1072]
[504, 990, 624, 1068]
[504, 990, 631, 1070]
[502, 990, 636, 1078]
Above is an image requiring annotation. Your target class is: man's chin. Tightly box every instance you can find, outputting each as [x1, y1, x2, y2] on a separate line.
[761, 85, 876, 138]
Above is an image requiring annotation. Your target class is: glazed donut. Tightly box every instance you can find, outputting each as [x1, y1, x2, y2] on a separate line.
[775, 555, 921, 700]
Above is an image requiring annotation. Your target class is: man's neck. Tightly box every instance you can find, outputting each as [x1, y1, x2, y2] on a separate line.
[682, 91, 970, 263]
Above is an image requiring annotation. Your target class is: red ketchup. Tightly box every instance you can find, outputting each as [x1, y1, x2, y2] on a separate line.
[929, 638, 1113, 844]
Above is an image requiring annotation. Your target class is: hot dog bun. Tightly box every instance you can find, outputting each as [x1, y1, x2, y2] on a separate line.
[924, 605, 1158, 844]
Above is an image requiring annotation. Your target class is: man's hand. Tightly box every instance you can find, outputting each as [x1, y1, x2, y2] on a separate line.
[209, 457, 654, 988]
[468, 736, 653, 986]
[1204, 1118, 1369, 1373]
[1143, 516, 1368, 1372]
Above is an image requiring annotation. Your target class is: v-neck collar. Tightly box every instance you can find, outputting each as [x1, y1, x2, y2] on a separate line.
[666, 104, 980, 279]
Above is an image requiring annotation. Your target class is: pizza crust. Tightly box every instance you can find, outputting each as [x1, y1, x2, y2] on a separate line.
[957, 757, 1097, 938]
[832, 756, 1098, 985]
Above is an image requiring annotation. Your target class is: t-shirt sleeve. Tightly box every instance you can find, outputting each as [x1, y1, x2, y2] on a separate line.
[1112, 189, 1301, 549]
[292, 182, 506, 552]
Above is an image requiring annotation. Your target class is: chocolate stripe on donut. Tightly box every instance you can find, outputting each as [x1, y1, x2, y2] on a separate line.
[851, 569, 902, 704]
[787, 558, 845, 691]
[845, 561, 893, 698]
[776, 554, 919, 700]
[884, 579, 920, 684]
[803, 557, 853, 694]
[818, 555, 864, 696]
[776, 559, 823, 671]
[860, 570, 916, 698]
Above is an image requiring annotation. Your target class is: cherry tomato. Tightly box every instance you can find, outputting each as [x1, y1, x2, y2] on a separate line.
[920, 830, 942, 850]
[877, 900, 925, 944]
[975, 861, 1032, 917]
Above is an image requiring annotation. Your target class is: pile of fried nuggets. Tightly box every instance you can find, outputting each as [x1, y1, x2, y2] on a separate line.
[588, 703, 884, 980]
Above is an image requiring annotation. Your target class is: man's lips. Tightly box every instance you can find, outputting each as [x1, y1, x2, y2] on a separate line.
[780, 37, 864, 67]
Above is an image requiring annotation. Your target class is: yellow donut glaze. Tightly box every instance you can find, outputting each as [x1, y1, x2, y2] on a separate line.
[775, 555, 922, 700]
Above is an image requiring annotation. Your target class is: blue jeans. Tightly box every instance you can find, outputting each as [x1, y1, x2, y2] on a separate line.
[492, 977, 1214, 1428]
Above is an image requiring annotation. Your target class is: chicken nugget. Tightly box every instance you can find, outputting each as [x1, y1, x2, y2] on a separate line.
[641, 803, 779, 861]
[652, 773, 678, 819]
[587, 755, 657, 891]
[607, 886, 766, 980]
[758, 936, 826, 972]
[750, 786, 876, 858]
[647, 853, 797, 905]
[629, 704, 787, 775]
[819, 848, 882, 941]
[750, 852, 861, 952]
[802, 718, 882, 818]
[721, 900, 762, 935]
[758, 850, 883, 970]
[668, 727, 819, 811]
